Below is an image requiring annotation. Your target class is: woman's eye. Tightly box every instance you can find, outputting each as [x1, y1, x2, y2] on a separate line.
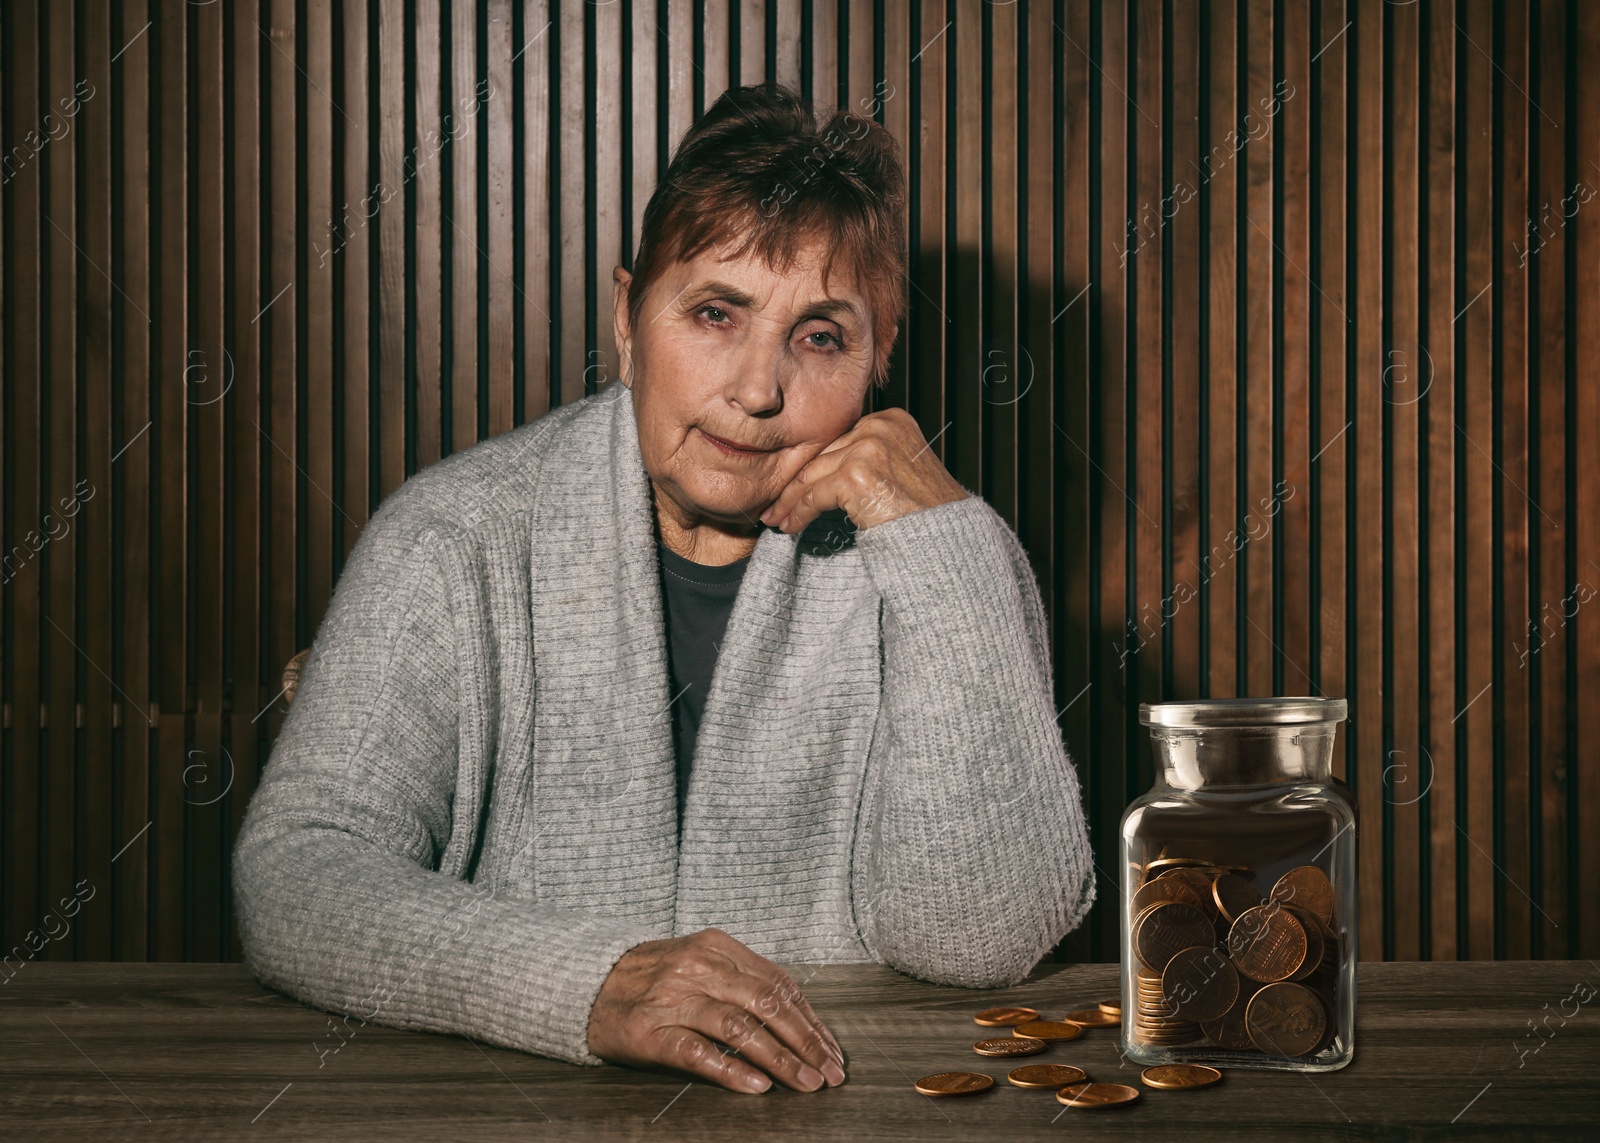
[698, 304, 730, 325]
[804, 330, 843, 351]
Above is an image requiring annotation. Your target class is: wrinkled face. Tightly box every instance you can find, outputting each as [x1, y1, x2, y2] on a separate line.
[614, 236, 876, 531]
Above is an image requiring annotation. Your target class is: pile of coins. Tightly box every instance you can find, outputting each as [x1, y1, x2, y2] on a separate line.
[912, 1001, 1224, 1109]
[1127, 857, 1343, 1058]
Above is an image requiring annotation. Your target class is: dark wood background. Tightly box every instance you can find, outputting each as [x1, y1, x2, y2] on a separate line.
[2, 0, 1596, 968]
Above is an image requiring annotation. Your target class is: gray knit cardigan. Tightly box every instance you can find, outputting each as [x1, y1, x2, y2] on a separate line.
[232, 381, 1096, 1068]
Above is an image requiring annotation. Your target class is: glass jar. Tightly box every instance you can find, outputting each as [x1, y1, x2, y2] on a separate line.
[1119, 697, 1356, 1073]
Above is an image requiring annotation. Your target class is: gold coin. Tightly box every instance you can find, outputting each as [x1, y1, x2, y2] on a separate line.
[1134, 901, 1215, 974]
[1062, 1008, 1121, 1027]
[1056, 1082, 1142, 1108]
[974, 1036, 1049, 1057]
[1161, 944, 1241, 1023]
[1097, 999, 1122, 1016]
[1144, 856, 1212, 875]
[973, 1006, 1039, 1027]
[1141, 1064, 1223, 1090]
[1157, 867, 1221, 920]
[1013, 1020, 1083, 1041]
[1269, 865, 1336, 927]
[1226, 904, 1308, 982]
[1211, 872, 1264, 924]
[914, 1071, 995, 1096]
[1007, 1063, 1088, 1089]
[1245, 981, 1326, 1057]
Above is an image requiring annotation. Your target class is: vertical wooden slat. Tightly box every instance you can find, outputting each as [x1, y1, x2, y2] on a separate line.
[520, 0, 552, 419]
[950, 0, 981, 494]
[557, 0, 584, 404]
[809, 0, 836, 109]
[732, 0, 757, 88]
[78, 0, 114, 961]
[340, 0, 371, 536]
[665, 0, 693, 153]
[1458, 0, 1496, 961]
[846, 0, 874, 116]
[5, 0, 42, 953]
[1573, 0, 1600, 964]
[415, 0, 443, 459]
[1423, 0, 1458, 960]
[1130, 0, 1162, 719]
[1240, 0, 1273, 698]
[1278, 0, 1312, 695]
[775, 0, 801, 93]
[153, 0, 187, 963]
[1167, 0, 1201, 699]
[228, 0, 265, 962]
[191, 0, 227, 962]
[1351, 0, 1385, 959]
[1387, 0, 1422, 963]
[986, 0, 1019, 526]
[41, 0, 78, 960]
[114, 0, 153, 961]
[450, 0, 480, 445]
[1205, 0, 1239, 701]
[593, 0, 621, 392]
[377, 0, 408, 493]
[486, 1, 513, 434]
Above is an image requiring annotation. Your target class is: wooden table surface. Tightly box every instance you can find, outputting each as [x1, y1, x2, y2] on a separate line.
[1, 959, 1595, 1140]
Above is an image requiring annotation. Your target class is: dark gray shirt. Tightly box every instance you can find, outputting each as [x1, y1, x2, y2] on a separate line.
[655, 540, 750, 826]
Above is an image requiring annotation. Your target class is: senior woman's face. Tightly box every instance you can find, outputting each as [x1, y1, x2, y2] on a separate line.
[613, 238, 876, 535]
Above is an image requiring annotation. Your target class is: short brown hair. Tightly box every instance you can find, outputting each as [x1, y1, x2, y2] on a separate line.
[628, 83, 906, 388]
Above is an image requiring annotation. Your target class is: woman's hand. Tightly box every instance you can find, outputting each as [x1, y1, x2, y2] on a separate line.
[586, 928, 847, 1093]
[758, 407, 969, 535]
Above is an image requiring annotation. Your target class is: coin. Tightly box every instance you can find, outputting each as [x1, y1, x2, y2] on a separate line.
[1199, 980, 1261, 1050]
[1134, 902, 1215, 974]
[974, 1037, 1049, 1057]
[1269, 865, 1336, 927]
[1062, 1008, 1121, 1027]
[1211, 872, 1264, 924]
[1161, 944, 1241, 1023]
[973, 1006, 1039, 1027]
[1056, 1082, 1142, 1108]
[1097, 999, 1122, 1016]
[1007, 1063, 1089, 1089]
[1282, 905, 1325, 980]
[1141, 1063, 1223, 1090]
[1245, 981, 1326, 1057]
[1144, 856, 1212, 876]
[1157, 867, 1221, 920]
[914, 1071, 995, 1096]
[1013, 1020, 1084, 1041]
[1131, 875, 1204, 917]
[1226, 904, 1308, 982]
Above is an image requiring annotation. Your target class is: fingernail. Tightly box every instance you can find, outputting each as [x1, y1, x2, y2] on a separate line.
[745, 1072, 772, 1093]
[796, 1064, 826, 1091]
[822, 1060, 846, 1087]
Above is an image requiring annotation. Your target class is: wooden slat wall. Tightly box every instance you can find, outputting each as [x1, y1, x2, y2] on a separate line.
[1, 0, 1597, 966]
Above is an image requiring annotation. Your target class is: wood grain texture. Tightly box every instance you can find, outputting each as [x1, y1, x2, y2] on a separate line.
[0, 962, 1596, 1139]
[1, 0, 1597, 969]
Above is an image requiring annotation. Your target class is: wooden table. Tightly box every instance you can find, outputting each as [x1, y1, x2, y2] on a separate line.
[1, 960, 1595, 1140]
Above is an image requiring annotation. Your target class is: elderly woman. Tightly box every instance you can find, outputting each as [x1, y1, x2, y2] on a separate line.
[234, 83, 1095, 1096]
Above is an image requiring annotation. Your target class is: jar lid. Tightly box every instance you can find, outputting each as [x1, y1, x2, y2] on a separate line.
[1139, 696, 1348, 728]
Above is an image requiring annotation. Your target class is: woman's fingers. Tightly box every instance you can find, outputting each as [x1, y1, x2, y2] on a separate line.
[656, 1026, 772, 1094]
[732, 966, 845, 1083]
[696, 1000, 832, 1092]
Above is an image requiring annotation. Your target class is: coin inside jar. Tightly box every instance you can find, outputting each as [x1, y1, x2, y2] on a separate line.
[1056, 1082, 1142, 1108]
[1245, 981, 1326, 1057]
[1134, 901, 1215, 974]
[973, 1006, 1039, 1027]
[1211, 872, 1265, 924]
[1226, 903, 1308, 982]
[1012, 1020, 1083, 1041]
[1007, 1063, 1088, 1089]
[974, 1037, 1049, 1057]
[1161, 944, 1241, 1022]
[1141, 1063, 1223, 1089]
[1156, 867, 1220, 920]
[1281, 904, 1326, 980]
[914, 1071, 996, 1096]
[1269, 865, 1336, 927]
[1131, 875, 1205, 917]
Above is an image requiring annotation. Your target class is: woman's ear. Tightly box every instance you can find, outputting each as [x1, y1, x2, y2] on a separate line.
[612, 266, 634, 389]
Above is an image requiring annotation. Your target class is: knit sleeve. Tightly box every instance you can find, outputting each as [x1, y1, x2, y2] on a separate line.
[232, 485, 659, 1068]
[848, 493, 1097, 987]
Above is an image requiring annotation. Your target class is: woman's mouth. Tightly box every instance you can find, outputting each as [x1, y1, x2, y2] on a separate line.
[698, 427, 775, 457]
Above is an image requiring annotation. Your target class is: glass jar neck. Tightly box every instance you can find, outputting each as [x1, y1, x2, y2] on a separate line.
[1150, 724, 1338, 790]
